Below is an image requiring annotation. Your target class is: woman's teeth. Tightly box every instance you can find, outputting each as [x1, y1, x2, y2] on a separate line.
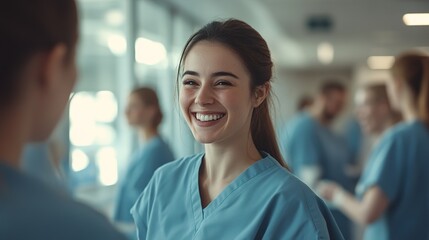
[195, 113, 225, 122]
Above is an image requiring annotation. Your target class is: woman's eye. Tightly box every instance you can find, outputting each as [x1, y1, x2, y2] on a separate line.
[216, 81, 232, 86]
[182, 80, 197, 86]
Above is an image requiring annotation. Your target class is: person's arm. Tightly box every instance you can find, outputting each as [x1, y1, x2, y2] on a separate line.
[318, 182, 389, 225]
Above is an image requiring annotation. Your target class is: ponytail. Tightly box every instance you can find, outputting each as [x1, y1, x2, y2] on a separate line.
[392, 52, 429, 128]
[251, 89, 289, 169]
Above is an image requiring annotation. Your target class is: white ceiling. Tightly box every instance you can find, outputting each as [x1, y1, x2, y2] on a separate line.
[162, 0, 429, 70]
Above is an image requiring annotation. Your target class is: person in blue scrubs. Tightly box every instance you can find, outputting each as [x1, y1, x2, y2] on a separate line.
[318, 52, 429, 240]
[114, 87, 174, 227]
[0, 1, 126, 239]
[131, 19, 344, 239]
[280, 81, 353, 239]
[344, 117, 363, 167]
[353, 84, 402, 164]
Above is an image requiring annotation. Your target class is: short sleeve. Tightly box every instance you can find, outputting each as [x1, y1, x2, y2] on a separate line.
[286, 120, 322, 173]
[359, 132, 403, 202]
[254, 189, 344, 240]
[130, 171, 158, 240]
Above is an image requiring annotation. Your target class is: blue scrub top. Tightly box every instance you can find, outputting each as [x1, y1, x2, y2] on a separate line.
[344, 118, 363, 165]
[21, 142, 66, 192]
[131, 153, 344, 239]
[281, 113, 353, 190]
[114, 136, 174, 223]
[0, 162, 126, 240]
[356, 120, 429, 240]
[281, 112, 353, 238]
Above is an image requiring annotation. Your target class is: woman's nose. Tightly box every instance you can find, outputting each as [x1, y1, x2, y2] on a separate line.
[195, 84, 214, 105]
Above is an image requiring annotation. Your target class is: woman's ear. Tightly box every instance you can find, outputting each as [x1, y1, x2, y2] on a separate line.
[253, 82, 270, 107]
[39, 44, 68, 90]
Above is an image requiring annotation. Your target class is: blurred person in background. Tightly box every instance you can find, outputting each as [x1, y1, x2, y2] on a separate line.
[318, 51, 429, 240]
[114, 87, 174, 238]
[326, 83, 402, 240]
[296, 94, 314, 112]
[354, 83, 402, 158]
[281, 80, 353, 239]
[131, 19, 344, 239]
[0, 1, 126, 239]
[343, 84, 402, 184]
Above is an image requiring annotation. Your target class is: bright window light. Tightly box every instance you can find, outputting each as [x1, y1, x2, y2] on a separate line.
[105, 10, 124, 26]
[70, 124, 96, 146]
[95, 125, 116, 145]
[96, 147, 118, 186]
[403, 13, 429, 26]
[108, 34, 127, 55]
[95, 91, 118, 122]
[367, 56, 395, 70]
[317, 42, 334, 64]
[71, 149, 89, 172]
[135, 38, 167, 65]
[69, 92, 96, 124]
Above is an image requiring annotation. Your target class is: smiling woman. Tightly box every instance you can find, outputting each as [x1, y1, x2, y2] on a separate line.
[131, 19, 344, 240]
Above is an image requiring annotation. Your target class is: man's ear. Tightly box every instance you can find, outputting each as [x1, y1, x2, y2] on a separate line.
[253, 82, 270, 107]
[39, 44, 68, 89]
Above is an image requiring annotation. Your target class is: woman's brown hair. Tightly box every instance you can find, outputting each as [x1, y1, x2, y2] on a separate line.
[177, 19, 288, 169]
[0, 0, 78, 106]
[391, 52, 429, 127]
[131, 87, 163, 128]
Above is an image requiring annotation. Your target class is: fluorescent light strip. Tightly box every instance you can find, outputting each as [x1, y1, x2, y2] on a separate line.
[367, 56, 395, 70]
[403, 13, 429, 26]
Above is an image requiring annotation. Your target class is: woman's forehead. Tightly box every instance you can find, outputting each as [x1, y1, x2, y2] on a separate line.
[183, 41, 249, 77]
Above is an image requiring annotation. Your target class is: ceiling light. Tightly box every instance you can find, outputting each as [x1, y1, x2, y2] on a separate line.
[403, 13, 429, 26]
[317, 42, 334, 64]
[367, 56, 395, 70]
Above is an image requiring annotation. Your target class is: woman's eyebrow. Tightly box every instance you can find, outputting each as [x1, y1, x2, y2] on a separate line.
[211, 71, 239, 79]
[182, 71, 239, 79]
[182, 70, 199, 77]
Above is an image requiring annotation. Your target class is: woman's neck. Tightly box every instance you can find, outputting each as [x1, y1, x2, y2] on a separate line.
[199, 135, 261, 208]
[401, 101, 418, 122]
[202, 135, 261, 185]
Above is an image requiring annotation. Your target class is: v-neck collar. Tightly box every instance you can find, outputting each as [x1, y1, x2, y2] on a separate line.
[189, 153, 276, 232]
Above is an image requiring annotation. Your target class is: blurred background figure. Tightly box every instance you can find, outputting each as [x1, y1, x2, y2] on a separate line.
[355, 83, 402, 142]
[344, 83, 403, 182]
[343, 117, 363, 174]
[281, 80, 353, 239]
[296, 94, 314, 112]
[331, 83, 402, 239]
[318, 51, 429, 240]
[114, 87, 174, 238]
